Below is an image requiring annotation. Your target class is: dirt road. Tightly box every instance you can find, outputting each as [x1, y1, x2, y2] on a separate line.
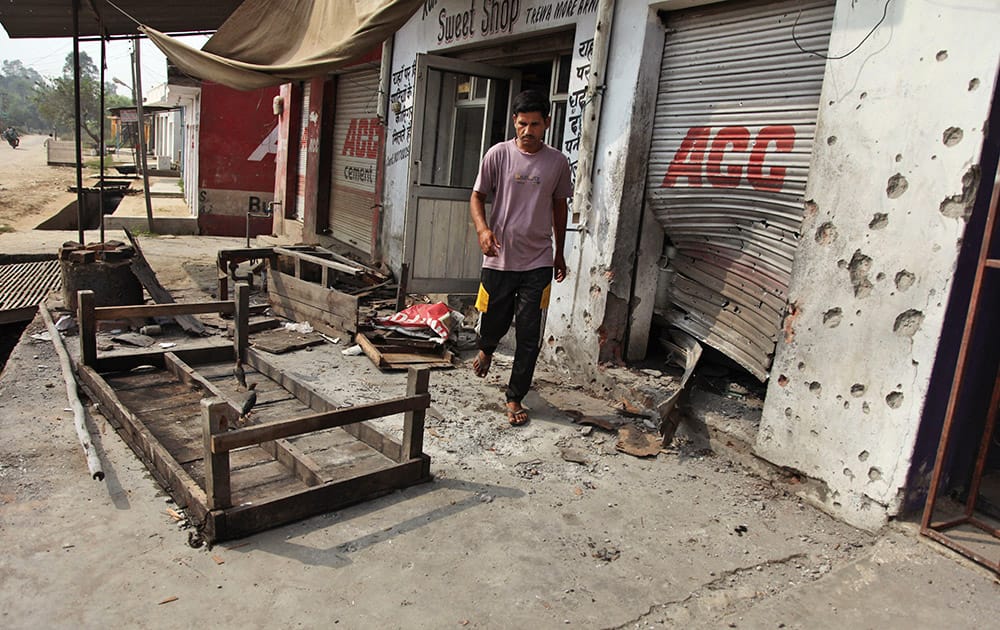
[0, 134, 80, 233]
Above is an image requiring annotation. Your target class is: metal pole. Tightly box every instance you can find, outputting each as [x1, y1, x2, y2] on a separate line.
[99, 36, 107, 245]
[72, 0, 85, 244]
[133, 36, 154, 232]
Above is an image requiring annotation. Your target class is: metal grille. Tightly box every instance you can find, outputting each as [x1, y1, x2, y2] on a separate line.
[294, 81, 312, 222]
[646, 0, 835, 380]
[329, 68, 381, 255]
[0, 260, 61, 324]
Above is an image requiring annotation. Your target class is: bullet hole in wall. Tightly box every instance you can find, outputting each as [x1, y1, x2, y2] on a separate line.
[969, 78, 980, 91]
[943, 127, 964, 147]
[822, 307, 843, 328]
[895, 270, 915, 291]
[935, 50, 948, 61]
[886, 173, 909, 199]
[848, 250, 874, 298]
[815, 222, 838, 244]
[893, 309, 925, 337]
[869, 213, 889, 230]
[886, 391, 904, 409]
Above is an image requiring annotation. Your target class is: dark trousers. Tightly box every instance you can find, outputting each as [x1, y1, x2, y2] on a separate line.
[476, 267, 552, 403]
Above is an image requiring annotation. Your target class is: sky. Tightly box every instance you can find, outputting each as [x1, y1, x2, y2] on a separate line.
[1, 27, 208, 99]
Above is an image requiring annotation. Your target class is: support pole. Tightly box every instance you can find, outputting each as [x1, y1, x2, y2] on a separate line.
[99, 35, 107, 245]
[41, 305, 105, 481]
[234, 283, 249, 363]
[78, 290, 96, 367]
[401, 367, 430, 462]
[132, 37, 154, 232]
[202, 398, 231, 509]
[72, 0, 85, 244]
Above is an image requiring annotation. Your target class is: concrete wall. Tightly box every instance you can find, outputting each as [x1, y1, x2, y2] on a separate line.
[756, 0, 1000, 530]
[544, 1, 667, 369]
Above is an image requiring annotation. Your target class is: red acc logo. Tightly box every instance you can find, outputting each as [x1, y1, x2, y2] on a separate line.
[662, 125, 795, 193]
[342, 118, 383, 159]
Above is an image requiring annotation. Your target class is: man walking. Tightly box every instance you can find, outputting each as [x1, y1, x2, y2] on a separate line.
[469, 89, 573, 426]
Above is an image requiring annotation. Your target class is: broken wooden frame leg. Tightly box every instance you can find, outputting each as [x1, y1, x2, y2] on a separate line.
[202, 397, 232, 510]
[234, 283, 249, 364]
[401, 367, 429, 463]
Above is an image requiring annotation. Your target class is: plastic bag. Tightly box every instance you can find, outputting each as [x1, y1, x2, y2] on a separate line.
[373, 302, 461, 343]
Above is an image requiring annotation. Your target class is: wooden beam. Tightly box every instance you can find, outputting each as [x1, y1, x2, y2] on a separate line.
[245, 349, 405, 461]
[78, 289, 96, 366]
[124, 228, 207, 336]
[94, 301, 235, 320]
[219, 457, 431, 541]
[212, 393, 430, 453]
[259, 439, 329, 487]
[274, 247, 362, 276]
[202, 398, 231, 510]
[402, 368, 430, 462]
[234, 283, 249, 363]
[92, 344, 231, 374]
[77, 364, 210, 524]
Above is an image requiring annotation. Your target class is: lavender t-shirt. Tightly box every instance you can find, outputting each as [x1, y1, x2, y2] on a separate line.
[473, 139, 573, 272]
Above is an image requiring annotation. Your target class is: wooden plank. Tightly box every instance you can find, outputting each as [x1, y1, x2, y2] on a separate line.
[273, 246, 362, 276]
[234, 283, 249, 363]
[245, 349, 404, 461]
[355, 331, 387, 368]
[250, 328, 326, 354]
[77, 365, 210, 525]
[259, 439, 329, 486]
[269, 270, 358, 330]
[203, 398, 231, 509]
[218, 457, 431, 541]
[124, 228, 207, 336]
[212, 393, 430, 453]
[94, 301, 235, 320]
[268, 301, 353, 340]
[402, 368, 430, 462]
[78, 290, 96, 366]
[92, 345, 232, 375]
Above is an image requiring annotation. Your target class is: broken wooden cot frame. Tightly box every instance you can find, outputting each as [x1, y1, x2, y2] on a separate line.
[920, 170, 1000, 575]
[73, 283, 432, 542]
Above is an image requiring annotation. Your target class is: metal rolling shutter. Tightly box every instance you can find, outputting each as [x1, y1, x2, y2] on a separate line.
[646, 0, 834, 381]
[328, 68, 381, 255]
[294, 81, 312, 221]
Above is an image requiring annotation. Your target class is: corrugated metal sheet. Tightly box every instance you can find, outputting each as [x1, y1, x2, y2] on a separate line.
[647, 0, 834, 381]
[328, 68, 382, 255]
[0, 260, 61, 324]
[294, 81, 312, 222]
[0, 1, 242, 38]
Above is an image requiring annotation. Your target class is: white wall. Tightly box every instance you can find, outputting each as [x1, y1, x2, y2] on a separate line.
[756, 0, 1000, 530]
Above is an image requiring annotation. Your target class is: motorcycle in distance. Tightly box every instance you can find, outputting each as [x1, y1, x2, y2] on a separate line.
[3, 127, 20, 149]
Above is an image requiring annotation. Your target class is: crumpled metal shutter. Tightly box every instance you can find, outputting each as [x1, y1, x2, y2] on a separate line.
[294, 81, 312, 221]
[646, 0, 834, 381]
[329, 68, 381, 255]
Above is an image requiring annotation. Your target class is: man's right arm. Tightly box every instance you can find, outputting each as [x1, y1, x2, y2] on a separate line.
[470, 191, 499, 256]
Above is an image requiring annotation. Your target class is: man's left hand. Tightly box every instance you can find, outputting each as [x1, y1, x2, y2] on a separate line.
[554, 254, 567, 282]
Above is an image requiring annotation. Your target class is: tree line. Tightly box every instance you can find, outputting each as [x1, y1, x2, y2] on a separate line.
[0, 51, 132, 143]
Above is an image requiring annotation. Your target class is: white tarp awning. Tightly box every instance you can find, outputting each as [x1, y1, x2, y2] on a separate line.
[142, 0, 423, 90]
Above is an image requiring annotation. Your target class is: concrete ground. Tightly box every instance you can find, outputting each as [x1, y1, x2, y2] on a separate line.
[0, 229, 998, 629]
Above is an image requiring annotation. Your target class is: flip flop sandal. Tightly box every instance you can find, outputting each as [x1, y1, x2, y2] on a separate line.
[507, 407, 529, 426]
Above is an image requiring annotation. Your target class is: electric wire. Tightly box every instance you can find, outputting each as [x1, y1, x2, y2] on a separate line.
[793, 0, 893, 61]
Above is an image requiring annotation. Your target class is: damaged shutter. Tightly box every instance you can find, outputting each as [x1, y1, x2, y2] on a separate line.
[294, 81, 312, 221]
[646, 0, 834, 381]
[328, 67, 381, 255]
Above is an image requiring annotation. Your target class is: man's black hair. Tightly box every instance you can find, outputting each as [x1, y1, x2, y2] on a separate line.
[512, 89, 550, 118]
